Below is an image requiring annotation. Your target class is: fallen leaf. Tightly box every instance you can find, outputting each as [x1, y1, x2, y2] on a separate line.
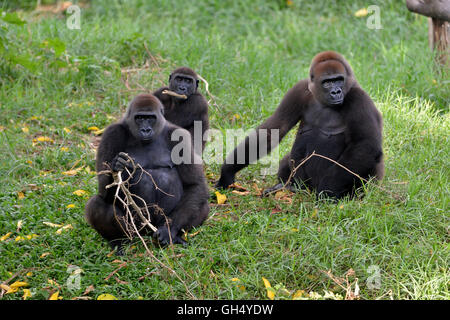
[17, 191, 25, 200]
[43, 221, 64, 228]
[292, 290, 305, 299]
[22, 289, 32, 300]
[66, 204, 76, 209]
[0, 232, 12, 241]
[17, 220, 23, 231]
[73, 189, 88, 196]
[0, 284, 12, 292]
[97, 293, 118, 300]
[62, 167, 83, 176]
[63, 127, 71, 133]
[215, 191, 227, 205]
[33, 136, 54, 143]
[21, 127, 29, 134]
[231, 190, 250, 196]
[40, 252, 51, 258]
[60, 147, 69, 152]
[48, 291, 60, 300]
[56, 224, 73, 234]
[262, 277, 275, 300]
[10, 281, 29, 289]
[83, 285, 95, 295]
[87, 126, 100, 131]
[354, 8, 368, 17]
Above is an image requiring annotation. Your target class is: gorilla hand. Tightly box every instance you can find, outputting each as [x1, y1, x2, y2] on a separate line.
[112, 152, 134, 172]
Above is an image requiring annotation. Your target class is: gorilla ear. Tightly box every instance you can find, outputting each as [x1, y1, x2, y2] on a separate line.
[196, 79, 199, 89]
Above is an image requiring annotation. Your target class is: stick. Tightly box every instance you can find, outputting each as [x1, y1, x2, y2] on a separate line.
[162, 90, 187, 100]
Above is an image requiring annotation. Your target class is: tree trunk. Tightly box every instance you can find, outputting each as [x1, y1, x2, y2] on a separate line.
[428, 17, 450, 67]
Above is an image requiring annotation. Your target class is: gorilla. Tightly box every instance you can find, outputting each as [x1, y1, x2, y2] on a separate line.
[85, 94, 210, 251]
[153, 67, 209, 154]
[216, 51, 384, 199]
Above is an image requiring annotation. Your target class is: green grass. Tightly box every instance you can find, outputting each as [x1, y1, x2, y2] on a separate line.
[0, 0, 448, 300]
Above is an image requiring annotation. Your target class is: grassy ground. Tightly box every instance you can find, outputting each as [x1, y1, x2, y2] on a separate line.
[0, 0, 448, 300]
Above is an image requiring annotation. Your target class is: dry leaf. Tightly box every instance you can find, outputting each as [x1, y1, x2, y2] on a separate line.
[22, 289, 32, 300]
[73, 189, 88, 196]
[56, 224, 73, 234]
[10, 281, 29, 289]
[43, 221, 64, 228]
[63, 127, 71, 133]
[87, 126, 100, 131]
[1, 232, 12, 241]
[16, 220, 23, 231]
[292, 290, 305, 299]
[354, 8, 368, 17]
[231, 190, 250, 196]
[21, 127, 29, 134]
[215, 191, 227, 204]
[40, 252, 51, 258]
[66, 204, 76, 209]
[17, 191, 25, 200]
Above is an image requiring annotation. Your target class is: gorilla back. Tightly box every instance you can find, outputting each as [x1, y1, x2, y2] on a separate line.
[85, 94, 210, 251]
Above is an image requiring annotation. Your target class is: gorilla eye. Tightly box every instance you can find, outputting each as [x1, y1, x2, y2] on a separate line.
[185, 78, 193, 84]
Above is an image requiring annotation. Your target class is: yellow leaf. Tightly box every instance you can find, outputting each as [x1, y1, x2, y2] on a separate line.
[87, 126, 100, 131]
[0, 232, 12, 241]
[354, 8, 368, 17]
[56, 224, 73, 234]
[73, 189, 87, 196]
[0, 284, 12, 292]
[62, 167, 83, 176]
[66, 204, 76, 209]
[26, 160, 33, 165]
[215, 191, 227, 205]
[49, 291, 60, 300]
[292, 290, 305, 299]
[10, 281, 28, 289]
[40, 252, 51, 258]
[33, 136, 54, 143]
[291, 228, 298, 232]
[63, 127, 71, 133]
[26, 272, 33, 277]
[339, 204, 344, 209]
[17, 191, 25, 199]
[97, 293, 118, 300]
[17, 220, 23, 230]
[43, 221, 63, 228]
[231, 278, 241, 282]
[25, 234, 38, 240]
[0, 125, 5, 132]
[262, 277, 275, 300]
[93, 128, 105, 136]
[60, 147, 69, 152]
[21, 127, 29, 134]
[22, 289, 32, 300]
[15, 236, 25, 242]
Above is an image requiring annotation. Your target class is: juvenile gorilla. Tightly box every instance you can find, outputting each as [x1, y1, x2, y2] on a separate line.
[217, 51, 384, 199]
[153, 67, 209, 154]
[85, 94, 210, 251]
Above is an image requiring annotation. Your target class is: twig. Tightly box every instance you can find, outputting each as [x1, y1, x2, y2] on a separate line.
[265, 151, 403, 200]
[162, 89, 187, 100]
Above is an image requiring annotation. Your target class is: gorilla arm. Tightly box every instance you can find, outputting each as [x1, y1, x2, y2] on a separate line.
[317, 88, 383, 197]
[216, 80, 308, 188]
[95, 124, 129, 202]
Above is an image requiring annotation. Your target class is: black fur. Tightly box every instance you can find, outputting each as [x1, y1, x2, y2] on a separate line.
[153, 67, 209, 154]
[216, 51, 384, 199]
[85, 94, 210, 252]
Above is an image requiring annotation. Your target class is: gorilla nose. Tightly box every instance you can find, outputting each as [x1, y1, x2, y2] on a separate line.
[331, 88, 342, 96]
[141, 128, 152, 135]
[178, 86, 187, 92]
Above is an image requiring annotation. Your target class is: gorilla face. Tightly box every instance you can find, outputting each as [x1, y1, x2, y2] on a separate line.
[320, 74, 345, 105]
[134, 112, 158, 141]
[169, 73, 198, 97]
